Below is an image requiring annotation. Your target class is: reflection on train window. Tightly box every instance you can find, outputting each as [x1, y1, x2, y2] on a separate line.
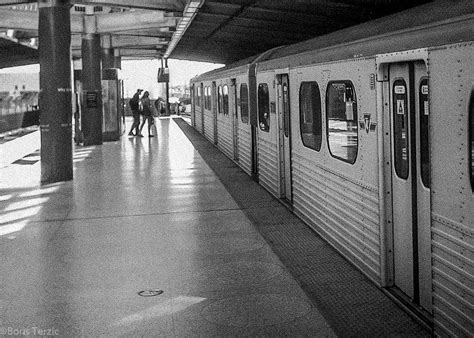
[326, 81, 358, 163]
[223, 85, 229, 115]
[258, 83, 270, 132]
[196, 86, 202, 107]
[470, 89, 473, 191]
[392, 79, 409, 179]
[240, 83, 249, 124]
[300, 81, 322, 151]
[204, 87, 210, 110]
[218, 85, 223, 114]
[419, 78, 430, 187]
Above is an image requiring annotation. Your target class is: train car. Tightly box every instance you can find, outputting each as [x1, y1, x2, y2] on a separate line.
[190, 1, 473, 336]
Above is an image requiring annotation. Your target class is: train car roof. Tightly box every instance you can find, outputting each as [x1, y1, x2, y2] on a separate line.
[191, 0, 472, 82]
[258, 0, 473, 67]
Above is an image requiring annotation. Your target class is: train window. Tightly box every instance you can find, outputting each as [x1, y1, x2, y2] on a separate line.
[240, 84, 249, 124]
[470, 89, 473, 191]
[419, 78, 430, 187]
[223, 85, 229, 115]
[300, 81, 322, 151]
[196, 86, 202, 107]
[218, 86, 223, 114]
[205, 87, 211, 110]
[326, 81, 358, 163]
[392, 79, 409, 179]
[258, 83, 270, 132]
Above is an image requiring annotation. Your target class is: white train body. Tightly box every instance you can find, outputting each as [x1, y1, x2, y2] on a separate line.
[190, 1, 473, 336]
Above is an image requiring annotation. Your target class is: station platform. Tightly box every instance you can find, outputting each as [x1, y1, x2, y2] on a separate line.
[0, 117, 430, 336]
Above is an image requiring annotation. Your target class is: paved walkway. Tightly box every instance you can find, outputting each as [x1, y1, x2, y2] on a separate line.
[1, 117, 334, 336]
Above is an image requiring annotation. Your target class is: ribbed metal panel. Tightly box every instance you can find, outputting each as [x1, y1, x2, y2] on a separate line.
[292, 153, 381, 281]
[203, 109, 214, 143]
[237, 125, 252, 175]
[431, 214, 473, 337]
[217, 115, 233, 159]
[257, 137, 279, 197]
[194, 107, 203, 133]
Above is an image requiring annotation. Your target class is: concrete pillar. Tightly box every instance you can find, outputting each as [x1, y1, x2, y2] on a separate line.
[81, 9, 102, 146]
[114, 49, 121, 69]
[101, 34, 114, 69]
[165, 58, 170, 115]
[38, 0, 73, 184]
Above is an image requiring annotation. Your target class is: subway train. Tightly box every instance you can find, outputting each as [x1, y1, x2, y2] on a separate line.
[190, 1, 473, 336]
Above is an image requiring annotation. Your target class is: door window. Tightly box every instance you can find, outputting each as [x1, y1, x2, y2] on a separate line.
[393, 79, 409, 179]
[283, 82, 290, 137]
[299, 81, 322, 151]
[258, 83, 270, 132]
[470, 89, 474, 191]
[240, 84, 249, 124]
[419, 78, 430, 187]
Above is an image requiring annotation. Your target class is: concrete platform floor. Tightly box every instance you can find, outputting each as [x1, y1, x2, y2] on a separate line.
[0, 117, 430, 336]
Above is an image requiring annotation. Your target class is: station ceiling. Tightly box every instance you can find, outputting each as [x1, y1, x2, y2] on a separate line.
[0, 0, 433, 67]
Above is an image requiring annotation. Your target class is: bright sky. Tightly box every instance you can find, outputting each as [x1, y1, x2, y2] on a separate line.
[0, 59, 223, 99]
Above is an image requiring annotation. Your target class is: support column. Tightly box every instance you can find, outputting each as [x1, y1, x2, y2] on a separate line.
[81, 8, 102, 146]
[114, 49, 121, 69]
[38, 0, 73, 184]
[165, 58, 170, 115]
[101, 34, 114, 69]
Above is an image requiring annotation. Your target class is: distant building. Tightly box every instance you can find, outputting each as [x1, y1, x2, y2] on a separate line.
[0, 73, 39, 93]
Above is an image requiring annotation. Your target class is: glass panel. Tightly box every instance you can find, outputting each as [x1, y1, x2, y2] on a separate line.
[299, 82, 322, 151]
[258, 83, 270, 132]
[283, 82, 290, 137]
[223, 85, 229, 115]
[196, 86, 201, 107]
[240, 84, 249, 124]
[217, 86, 222, 114]
[326, 81, 358, 163]
[393, 79, 409, 179]
[470, 89, 474, 191]
[419, 78, 430, 187]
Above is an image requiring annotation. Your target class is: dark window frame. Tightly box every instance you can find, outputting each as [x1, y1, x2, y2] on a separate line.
[240, 83, 249, 124]
[258, 83, 270, 132]
[325, 80, 358, 164]
[223, 85, 229, 115]
[469, 89, 474, 191]
[392, 78, 409, 179]
[217, 85, 223, 114]
[299, 81, 322, 151]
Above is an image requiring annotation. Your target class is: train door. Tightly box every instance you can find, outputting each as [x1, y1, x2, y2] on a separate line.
[232, 79, 239, 161]
[277, 74, 292, 202]
[212, 81, 217, 145]
[387, 61, 432, 312]
[191, 84, 195, 127]
[201, 83, 204, 133]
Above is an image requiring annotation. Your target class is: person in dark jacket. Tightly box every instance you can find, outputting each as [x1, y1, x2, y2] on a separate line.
[128, 89, 142, 136]
[138, 91, 155, 137]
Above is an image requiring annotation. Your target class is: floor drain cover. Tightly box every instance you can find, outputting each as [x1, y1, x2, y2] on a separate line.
[138, 289, 164, 297]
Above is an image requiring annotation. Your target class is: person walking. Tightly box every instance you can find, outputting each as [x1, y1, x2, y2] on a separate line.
[138, 91, 155, 137]
[128, 89, 142, 136]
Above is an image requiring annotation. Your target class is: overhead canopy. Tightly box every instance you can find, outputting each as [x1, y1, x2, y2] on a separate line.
[0, 0, 436, 66]
[169, 0, 432, 64]
[0, 35, 38, 68]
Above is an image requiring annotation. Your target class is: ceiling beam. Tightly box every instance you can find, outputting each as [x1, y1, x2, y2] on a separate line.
[96, 10, 177, 33]
[0, 0, 34, 5]
[74, 0, 185, 11]
[71, 34, 168, 49]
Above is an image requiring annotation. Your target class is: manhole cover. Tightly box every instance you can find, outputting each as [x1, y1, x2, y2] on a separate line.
[138, 289, 164, 297]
